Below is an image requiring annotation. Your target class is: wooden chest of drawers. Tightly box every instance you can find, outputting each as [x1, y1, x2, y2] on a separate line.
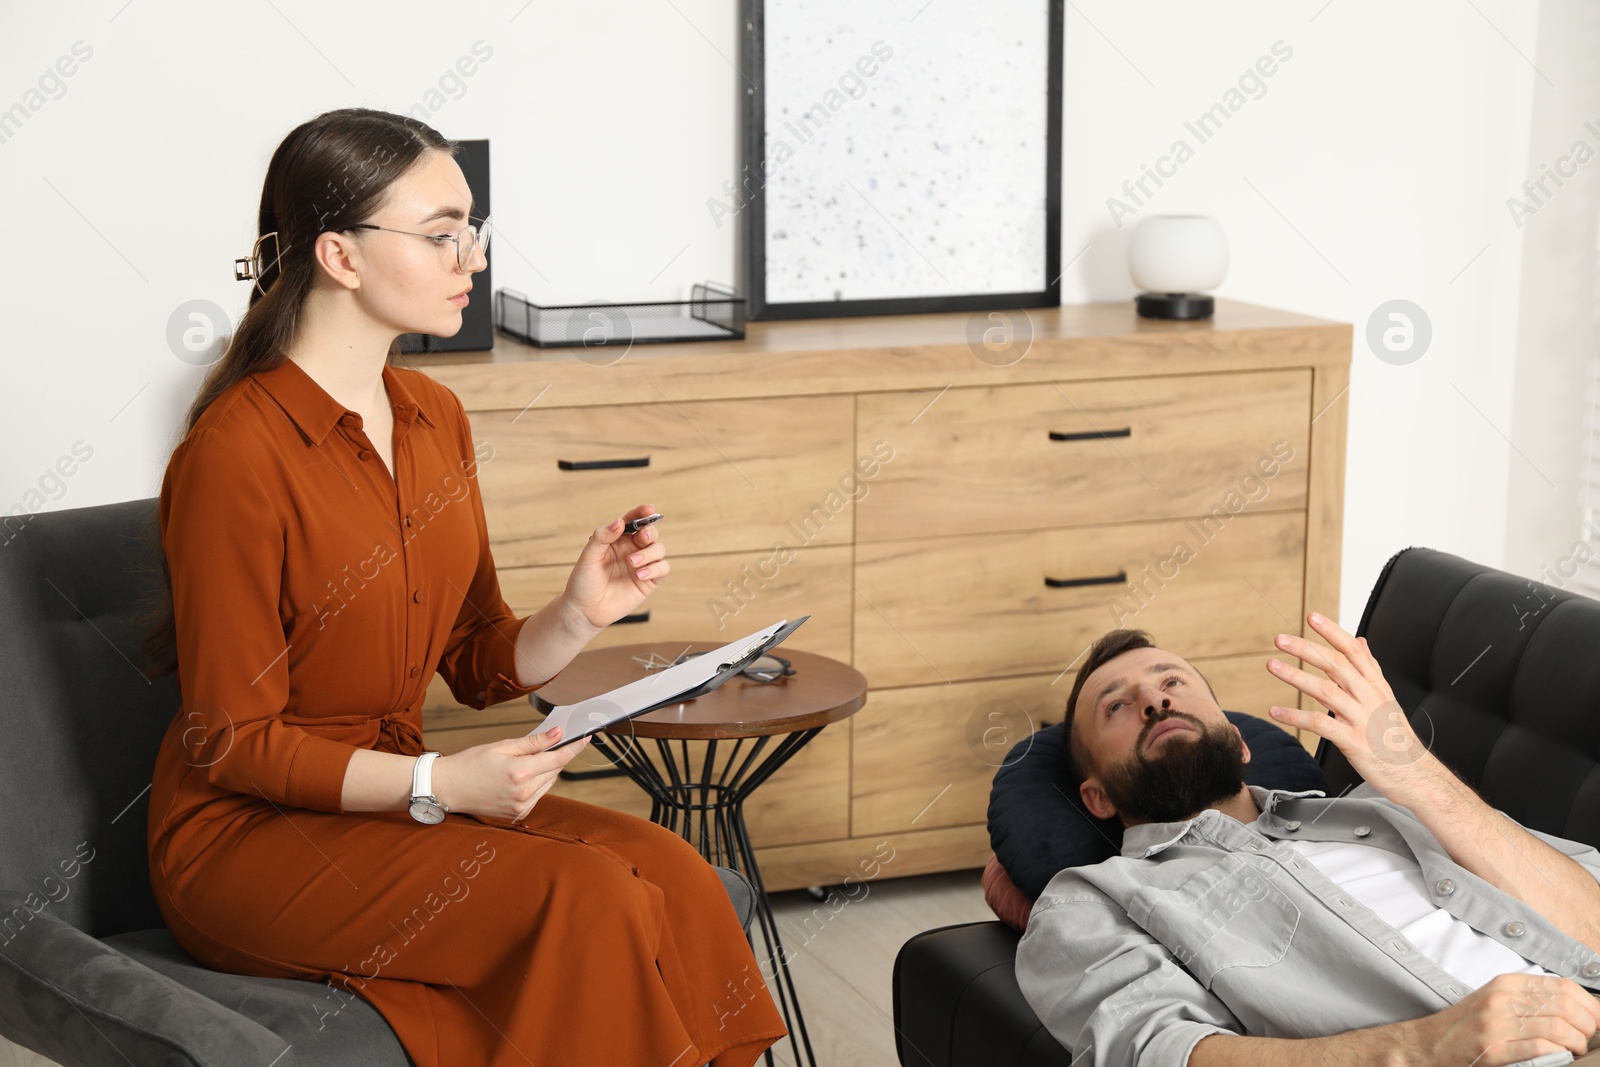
[416, 299, 1351, 890]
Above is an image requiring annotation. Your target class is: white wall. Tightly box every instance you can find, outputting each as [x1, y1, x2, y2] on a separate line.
[1058, 0, 1546, 623]
[0, 0, 1579, 628]
[1502, 0, 1600, 591]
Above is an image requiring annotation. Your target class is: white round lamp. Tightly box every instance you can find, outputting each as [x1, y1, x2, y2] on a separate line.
[1127, 215, 1229, 320]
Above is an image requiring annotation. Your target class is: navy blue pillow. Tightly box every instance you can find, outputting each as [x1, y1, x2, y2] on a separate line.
[988, 712, 1329, 899]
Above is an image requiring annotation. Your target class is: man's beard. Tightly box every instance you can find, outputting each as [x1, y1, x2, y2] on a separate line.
[1097, 711, 1246, 823]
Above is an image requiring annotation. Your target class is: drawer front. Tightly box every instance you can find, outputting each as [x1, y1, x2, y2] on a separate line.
[853, 511, 1305, 688]
[420, 545, 853, 735]
[855, 370, 1310, 541]
[851, 674, 1064, 837]
[424, 719, 850, 849]
[475, 395, 856, 567]
[850, 654, 1304, 837]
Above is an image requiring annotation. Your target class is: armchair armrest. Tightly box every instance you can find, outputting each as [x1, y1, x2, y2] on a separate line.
[0, 891, 286, 1067]
[714, 866, 757, 935]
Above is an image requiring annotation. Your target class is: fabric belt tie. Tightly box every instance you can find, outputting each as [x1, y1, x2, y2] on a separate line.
[276, 708, 427, 758]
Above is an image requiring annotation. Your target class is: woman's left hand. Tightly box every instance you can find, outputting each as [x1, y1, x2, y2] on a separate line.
[561, 505, 670, 632]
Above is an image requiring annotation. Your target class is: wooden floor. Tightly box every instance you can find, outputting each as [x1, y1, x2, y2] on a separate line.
[756, 868, 997, 1067]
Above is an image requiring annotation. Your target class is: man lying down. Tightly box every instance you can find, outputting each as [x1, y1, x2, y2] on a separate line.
[1016, 612, 1600, 1067]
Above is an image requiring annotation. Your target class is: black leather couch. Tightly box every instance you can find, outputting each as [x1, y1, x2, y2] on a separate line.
[0, 497, 758, 1067]
[893, 546, 1600, 1065]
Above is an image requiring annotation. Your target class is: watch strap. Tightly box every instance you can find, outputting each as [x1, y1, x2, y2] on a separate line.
[412, 751, 444, 808]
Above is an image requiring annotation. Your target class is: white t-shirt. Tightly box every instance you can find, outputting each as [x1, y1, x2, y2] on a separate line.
[1287, 838, 1557, 989]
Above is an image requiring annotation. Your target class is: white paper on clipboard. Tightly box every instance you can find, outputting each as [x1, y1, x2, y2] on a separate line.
[529, 618, 793, 747]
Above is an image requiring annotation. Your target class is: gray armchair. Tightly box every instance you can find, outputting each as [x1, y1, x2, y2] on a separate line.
[0, 497, 757, 1067]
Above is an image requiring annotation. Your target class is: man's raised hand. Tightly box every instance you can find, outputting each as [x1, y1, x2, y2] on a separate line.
[1264, 611, 1436, 791]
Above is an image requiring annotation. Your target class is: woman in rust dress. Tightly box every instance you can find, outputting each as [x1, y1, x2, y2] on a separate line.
[143, 107, 786, 1067]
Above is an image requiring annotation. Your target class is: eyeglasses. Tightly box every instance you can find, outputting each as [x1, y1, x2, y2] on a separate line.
[341, 214, 493, 272]
[660, 650, 796, 684]
[232, 216, 492, 296]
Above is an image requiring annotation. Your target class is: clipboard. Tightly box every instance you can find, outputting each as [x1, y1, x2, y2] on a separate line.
[529, 616, 810, 749]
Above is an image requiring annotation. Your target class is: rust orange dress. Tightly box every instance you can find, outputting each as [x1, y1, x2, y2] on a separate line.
[146, 356, 787, 1067]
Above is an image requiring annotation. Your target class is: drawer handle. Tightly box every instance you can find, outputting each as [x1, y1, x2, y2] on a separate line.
[614, 611, 651, 625]
[1045, 570, 1127, 589]
[558, 457, 650, 471]
[1049, 428, 1132, 442]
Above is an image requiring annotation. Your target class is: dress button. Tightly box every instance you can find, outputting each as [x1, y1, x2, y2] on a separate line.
[1435, 879, 1455, 896]
[1582, 962, 1600, 979]
[1353, 825, 1372, 837]
[1503, 921, 1526, 938]
[409, 666, 421, 678]
[358, 448, 374, 461]
[413, 590, 424, 603]
[340, 413, 360, 428]
[1284, 820, 1302, 831]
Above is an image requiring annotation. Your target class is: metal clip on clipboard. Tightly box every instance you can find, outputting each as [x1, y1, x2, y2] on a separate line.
[639, 615, 809, 708]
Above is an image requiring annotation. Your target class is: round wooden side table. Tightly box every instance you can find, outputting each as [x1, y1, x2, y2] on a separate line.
[531, 642, 867, 1067]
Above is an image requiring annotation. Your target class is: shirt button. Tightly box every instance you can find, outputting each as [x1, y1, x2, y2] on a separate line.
[1581, 962, 1600, 979]
[358, 448, 374, 461]
[1337, 898, 1353, 907]
[1435, 879, 1455, 896]
[340, 413, 360, 428]
[1503, 921, 1526, 938]
[1353, 825, 1372, 837]
[413, 590, 424, 603]
[409, 666, 421, 678]
[404, 516, 413, 528]
[1284, 820, 1302, 831]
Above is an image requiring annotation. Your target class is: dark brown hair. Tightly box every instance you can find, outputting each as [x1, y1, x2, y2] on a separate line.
[138, 108, 458, 678]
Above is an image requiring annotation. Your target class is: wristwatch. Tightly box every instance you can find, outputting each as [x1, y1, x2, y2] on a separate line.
[409, 751, 449, 825]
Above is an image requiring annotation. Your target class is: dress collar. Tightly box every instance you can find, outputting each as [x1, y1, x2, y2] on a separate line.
[251, 357, 435, 445]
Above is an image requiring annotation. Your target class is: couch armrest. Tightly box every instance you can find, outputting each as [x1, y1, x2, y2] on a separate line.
[894, 920, 1071, 1067]
[0, 892, 288, 1067]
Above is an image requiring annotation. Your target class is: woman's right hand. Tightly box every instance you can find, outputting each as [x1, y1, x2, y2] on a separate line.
[430, 727, 591, 823]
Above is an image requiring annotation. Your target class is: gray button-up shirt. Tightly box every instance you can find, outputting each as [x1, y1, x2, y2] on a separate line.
[1015, 783, 1600, 1067]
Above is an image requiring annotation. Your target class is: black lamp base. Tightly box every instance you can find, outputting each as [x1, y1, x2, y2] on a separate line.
[1135, 292, 1215, 320]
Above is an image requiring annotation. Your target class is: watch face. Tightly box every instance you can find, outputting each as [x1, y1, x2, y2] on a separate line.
[409, 800, 444, 824]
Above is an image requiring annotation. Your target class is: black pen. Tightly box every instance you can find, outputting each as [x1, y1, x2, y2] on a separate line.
[623, 513, 664, 535]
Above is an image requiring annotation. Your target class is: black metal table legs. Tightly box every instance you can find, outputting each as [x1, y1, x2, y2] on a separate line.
[591, 727, 824, 1067]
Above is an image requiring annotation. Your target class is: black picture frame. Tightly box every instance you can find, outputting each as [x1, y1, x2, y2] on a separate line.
[738, 0, 1063, 321]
